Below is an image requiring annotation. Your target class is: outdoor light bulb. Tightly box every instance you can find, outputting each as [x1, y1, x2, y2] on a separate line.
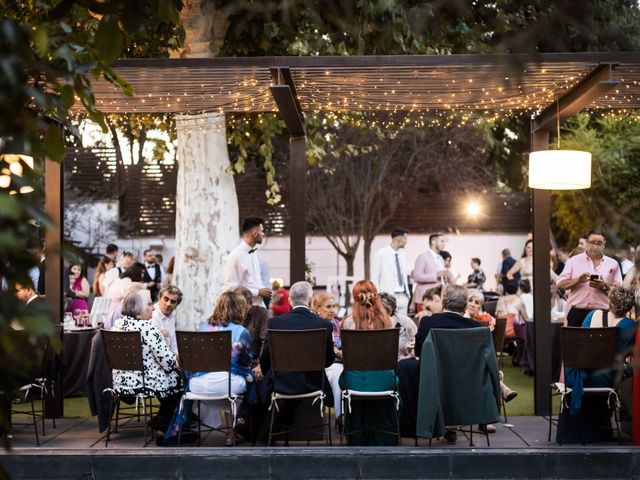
[9, 161, 23, 176]
[19, 186, 34, 194]
[0, 175, 10, 189]
[466, 200, 481, 217]
[20, 155, 34, 169]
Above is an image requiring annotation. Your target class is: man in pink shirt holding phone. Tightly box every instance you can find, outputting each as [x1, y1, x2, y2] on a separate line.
[556, 229, 622, 327]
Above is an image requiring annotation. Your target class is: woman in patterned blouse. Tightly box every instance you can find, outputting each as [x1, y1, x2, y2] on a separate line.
[112, 290, 182, 434]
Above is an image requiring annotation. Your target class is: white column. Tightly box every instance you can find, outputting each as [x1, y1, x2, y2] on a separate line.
[174, 112, 239, 330]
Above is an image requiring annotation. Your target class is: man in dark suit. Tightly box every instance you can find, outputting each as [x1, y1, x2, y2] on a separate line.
[143, 248, 162, 302]
[398, 284, 481, 440]
[259, 281, 334, 396]
[499, 248, 519, 293]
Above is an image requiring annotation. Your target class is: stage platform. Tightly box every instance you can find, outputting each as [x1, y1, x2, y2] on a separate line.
[2, 416, 639, 479]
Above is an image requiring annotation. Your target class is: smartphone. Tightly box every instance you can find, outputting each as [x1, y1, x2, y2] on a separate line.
[590, 274, 600, 281]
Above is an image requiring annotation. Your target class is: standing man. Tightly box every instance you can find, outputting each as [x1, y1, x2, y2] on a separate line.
[497, 248, 519, 293]
[372, 228, 410, 315]
[151, 285, 183, 354]
[143, 248, 164, 303]
[105, 243, 119, 262]
[225, 217, 272, 307]
[556, 229, 622, 327]
[412, 233, 455, 311]
[102, 251, 134, 293]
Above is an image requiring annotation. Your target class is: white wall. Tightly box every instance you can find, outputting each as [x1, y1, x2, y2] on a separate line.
[67, 208, 528, 292]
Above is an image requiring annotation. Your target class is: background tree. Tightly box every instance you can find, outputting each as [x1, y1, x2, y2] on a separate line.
[0, 0, 182, 457]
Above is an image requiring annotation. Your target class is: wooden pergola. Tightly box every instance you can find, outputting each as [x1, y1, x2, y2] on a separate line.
[50, 52, 640, 416]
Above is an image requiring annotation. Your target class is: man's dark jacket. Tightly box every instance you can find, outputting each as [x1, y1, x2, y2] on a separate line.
[259, 306, 334, 397]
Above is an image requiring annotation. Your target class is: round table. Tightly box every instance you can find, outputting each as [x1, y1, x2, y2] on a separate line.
[63, 328, 98, 397]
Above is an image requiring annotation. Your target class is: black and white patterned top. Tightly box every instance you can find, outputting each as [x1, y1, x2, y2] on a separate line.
[112, 316, 182, 398]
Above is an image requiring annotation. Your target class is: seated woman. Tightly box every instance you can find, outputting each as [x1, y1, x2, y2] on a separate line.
[269, 280, 291, 317]
[414, 286, 443, 322]
[557, 283, 637, 444]
[496, 282, 528, 365]
[465, 289, 518, 429]
[190, 291, 254, 446]
[312, 292, 344, 430]
[112, 290, 182, 436]
[340, 279, 397, 446]
[379, 292, 417, 360]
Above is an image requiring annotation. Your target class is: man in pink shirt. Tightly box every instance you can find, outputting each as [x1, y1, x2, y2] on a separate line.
[556, 229, 622, 327]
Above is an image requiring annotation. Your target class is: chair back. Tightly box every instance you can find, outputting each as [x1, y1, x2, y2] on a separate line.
[561, 326, 619, 370]
[341, 328, 400, 372]
[484, 300, 498, 317]
[269, 329, 327, 372]
[492, 317, 507, 356]
[101, 329, 144, 372]
[176, 330, 232, 373]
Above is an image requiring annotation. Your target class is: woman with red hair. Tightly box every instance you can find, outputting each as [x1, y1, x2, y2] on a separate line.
[340, 279, 398, 445]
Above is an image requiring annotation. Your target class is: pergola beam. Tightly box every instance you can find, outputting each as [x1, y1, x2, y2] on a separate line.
[269, 67, 307, 284]
[530, 63, 619, 416]
[533, 63, 619, 133]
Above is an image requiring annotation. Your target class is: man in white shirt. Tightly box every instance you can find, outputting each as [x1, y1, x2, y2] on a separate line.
[224, 217, 272, 307]
[151, 285, 182, 354]
[372, 228, 410, 315]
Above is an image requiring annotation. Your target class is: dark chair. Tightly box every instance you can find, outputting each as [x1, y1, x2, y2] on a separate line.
[484, 300, 498, 317]
[548, 326, 620, 441]
[101, 329, 154, 447]
[339, 328, 401, 446]
[267, 328, 331, 446]
[492, 317, 507, 370]
[176, 330, 245, 446]
[9, 332, 53, 446]
[490, 317, 509, 422]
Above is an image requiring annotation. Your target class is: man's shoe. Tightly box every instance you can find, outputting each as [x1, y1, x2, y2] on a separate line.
[444, 430, 457, 443]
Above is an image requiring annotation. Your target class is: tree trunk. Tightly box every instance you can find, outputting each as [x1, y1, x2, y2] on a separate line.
[363, 236, 373, 280]
[173, 113, 239, 330]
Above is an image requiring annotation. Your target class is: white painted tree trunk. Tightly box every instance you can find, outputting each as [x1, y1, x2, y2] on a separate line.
[173, 113, 238, 330]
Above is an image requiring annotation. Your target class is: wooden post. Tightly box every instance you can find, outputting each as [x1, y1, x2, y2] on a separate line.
[44, 157, 63, 324]
[43, 156, 64, 418]
[531, 127, 552, 416]
[289, 136, 307, 283]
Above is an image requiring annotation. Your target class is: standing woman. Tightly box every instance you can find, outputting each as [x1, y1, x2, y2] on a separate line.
[623, 249, 640, 286]
[340, 279, 397, 445]
[65, 263, 90, 314]
[93, 256, 114, 297]
[190, 291, 254, 446]
[507, 239, 534, 285]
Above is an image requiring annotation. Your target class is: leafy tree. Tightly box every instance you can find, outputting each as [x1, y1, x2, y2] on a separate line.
[550, 113, 640, 248]
[0, 0, 182, 456]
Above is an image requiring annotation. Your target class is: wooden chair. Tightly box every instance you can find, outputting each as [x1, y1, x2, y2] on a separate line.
[175, 330, 245, 446]
[267, 328, 332, 446]
[548, 326, 620, 442]
[339, 328, 401, 446]
[101, 329, 155, 447]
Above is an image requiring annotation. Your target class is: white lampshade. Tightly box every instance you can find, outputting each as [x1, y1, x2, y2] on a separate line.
[528, 150, 592, 190]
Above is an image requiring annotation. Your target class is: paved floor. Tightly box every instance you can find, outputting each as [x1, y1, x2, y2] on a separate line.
[8, 414, 630, 450]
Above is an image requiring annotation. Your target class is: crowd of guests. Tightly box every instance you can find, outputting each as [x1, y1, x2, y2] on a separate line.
[47, 220, 640, 447]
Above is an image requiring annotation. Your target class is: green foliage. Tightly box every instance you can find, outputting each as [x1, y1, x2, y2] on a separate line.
[0, 0, 182, 449]
[550, 113, 640, 248]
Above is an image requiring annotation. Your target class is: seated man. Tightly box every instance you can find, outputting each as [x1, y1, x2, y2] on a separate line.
[398, 284, 481, 441]
[151, 285, 183, 355]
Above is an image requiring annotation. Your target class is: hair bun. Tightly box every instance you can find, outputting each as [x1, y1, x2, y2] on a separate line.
[358, 292, 376, 307]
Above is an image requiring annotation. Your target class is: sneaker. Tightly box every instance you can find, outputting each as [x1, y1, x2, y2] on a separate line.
[444, 430, 457, 443]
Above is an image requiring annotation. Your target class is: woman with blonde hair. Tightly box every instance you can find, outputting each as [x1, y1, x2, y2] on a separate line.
[189, 291, 254, 446]
[340, 279, 397, 445]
